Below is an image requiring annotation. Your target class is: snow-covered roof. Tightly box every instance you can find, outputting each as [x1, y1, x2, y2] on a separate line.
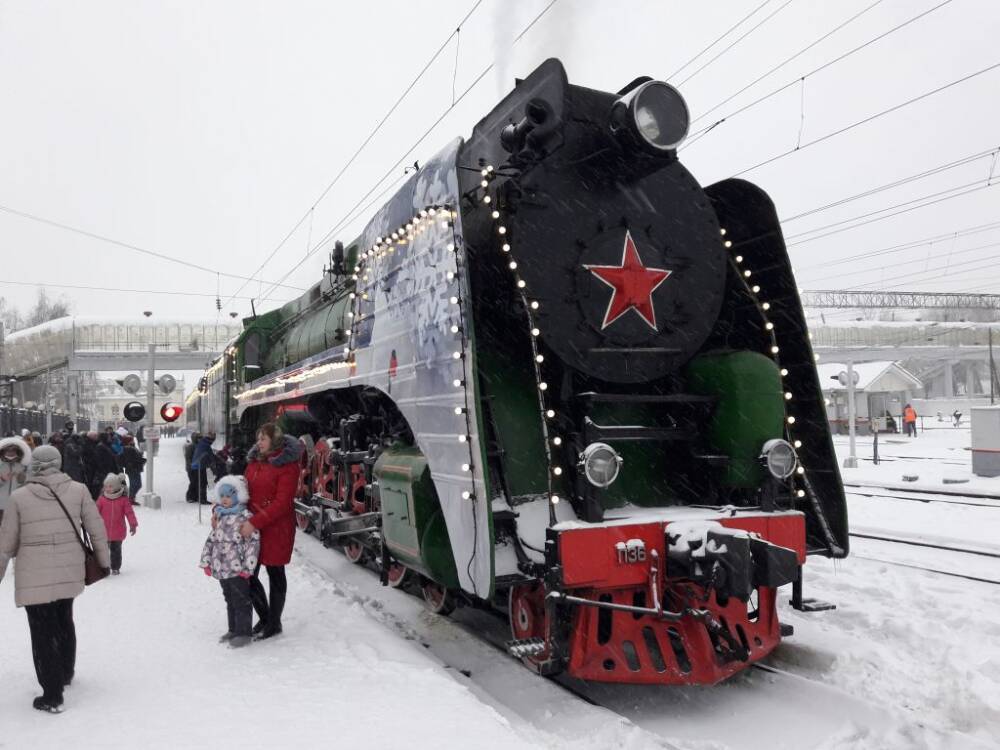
[5, 315, 240, 342]
[817, 361, 923, 391]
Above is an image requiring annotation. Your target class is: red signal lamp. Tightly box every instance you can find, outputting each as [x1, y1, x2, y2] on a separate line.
[160, 403, 184, 423]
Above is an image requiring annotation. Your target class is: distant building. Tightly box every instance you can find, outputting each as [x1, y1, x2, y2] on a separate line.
[818, 361, 923, 434]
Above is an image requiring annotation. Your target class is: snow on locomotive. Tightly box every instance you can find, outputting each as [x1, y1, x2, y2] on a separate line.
[192, 59, 848, 685]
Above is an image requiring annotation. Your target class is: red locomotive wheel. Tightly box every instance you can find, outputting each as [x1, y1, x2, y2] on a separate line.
[343, 540, 365, 564]
[386, 562, 408, 589]
[421, 581, 454, 615]
[509, 583, 550, 667]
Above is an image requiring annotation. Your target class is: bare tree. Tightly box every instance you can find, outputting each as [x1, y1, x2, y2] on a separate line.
[0, 288, 72, 332]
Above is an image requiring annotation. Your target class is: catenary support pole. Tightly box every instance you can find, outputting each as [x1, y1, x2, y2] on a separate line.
[844, 360, 858, 469]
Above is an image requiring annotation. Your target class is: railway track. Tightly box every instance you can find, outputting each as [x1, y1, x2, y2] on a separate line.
[848, 529, 1000, 586]
[295, 531, 915, 748]
[845, 485, 1000, 509]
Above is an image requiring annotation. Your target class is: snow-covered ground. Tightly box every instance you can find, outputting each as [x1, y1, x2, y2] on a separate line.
[1, 436, 998, 749]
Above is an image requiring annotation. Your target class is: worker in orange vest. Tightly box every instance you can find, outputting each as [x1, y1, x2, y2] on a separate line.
[903, 403, 918, 437]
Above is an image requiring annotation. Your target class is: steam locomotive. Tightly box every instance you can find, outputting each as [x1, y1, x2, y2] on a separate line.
[189, 58, 848, 685]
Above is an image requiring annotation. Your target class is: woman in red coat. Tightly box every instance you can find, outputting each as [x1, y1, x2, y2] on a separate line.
[240, 422, 301, 639]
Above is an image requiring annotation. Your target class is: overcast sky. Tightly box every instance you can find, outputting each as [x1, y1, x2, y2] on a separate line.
[1, 0, 998, 327]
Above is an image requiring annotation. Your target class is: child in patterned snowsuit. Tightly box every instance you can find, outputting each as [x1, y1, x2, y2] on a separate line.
[199, 475, 259, 648]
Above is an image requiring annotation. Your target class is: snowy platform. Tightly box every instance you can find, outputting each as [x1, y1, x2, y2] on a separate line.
[1, 438, 997, 748]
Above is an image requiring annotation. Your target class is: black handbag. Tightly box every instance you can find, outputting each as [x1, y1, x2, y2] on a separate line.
[47, 488, 110, 585]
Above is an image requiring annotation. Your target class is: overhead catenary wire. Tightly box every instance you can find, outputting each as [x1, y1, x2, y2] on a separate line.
[665, 0, 773, 82]
[785, 181, 1000, 247]
[786, 179, 998, 242]
[675, 0, 799, 88]
[223, 0, 487, 308]
[781, 147, 999, 224]
[0, 203, 306, 293]
[257, 0, 560, 306]
[795, 220, 1000, 272]
[799, 239, 1000, 287]
[0, 278, 283, 301]
[730, 61, 1000, 177]
[682, 0, 956, 150]
[690, 0, 886, 126]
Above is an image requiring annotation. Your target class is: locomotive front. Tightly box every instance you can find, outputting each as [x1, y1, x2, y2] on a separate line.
[458, 59, 848, 683]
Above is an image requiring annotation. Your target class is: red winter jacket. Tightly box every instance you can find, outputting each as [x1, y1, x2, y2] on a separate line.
[244, 436, 302, 566]
[96, 494, 138, 542]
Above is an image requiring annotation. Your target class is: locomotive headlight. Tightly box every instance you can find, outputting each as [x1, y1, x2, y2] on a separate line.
[579, 442, 623, 488]
[760, 439, 797, 480]
[610, 80, 689, 154]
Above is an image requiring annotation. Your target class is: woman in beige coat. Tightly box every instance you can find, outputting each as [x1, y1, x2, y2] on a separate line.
[0, 444, 110, 713]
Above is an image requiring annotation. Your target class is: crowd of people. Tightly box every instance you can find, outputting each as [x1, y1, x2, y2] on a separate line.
[0, 420, 301, 714]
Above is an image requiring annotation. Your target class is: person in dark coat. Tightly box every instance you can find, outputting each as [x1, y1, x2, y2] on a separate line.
[60, 433, 86, 485]
[191, 432, 216, 505]
[87, 433, 118, 500]
[240, 423, 301, 639]
[119, 436, 146, 506]
[184, 433, 201, 503]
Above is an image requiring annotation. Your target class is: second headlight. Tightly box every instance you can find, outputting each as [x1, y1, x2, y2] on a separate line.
[760, 439, 798, 480]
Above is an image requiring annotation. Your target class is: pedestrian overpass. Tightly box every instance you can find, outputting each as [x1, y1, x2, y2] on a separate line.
[0, 316, 242, 423]
[1, 316, 241, 377]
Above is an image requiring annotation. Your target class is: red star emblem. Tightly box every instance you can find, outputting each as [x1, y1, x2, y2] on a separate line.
[584, 231, 671, 331]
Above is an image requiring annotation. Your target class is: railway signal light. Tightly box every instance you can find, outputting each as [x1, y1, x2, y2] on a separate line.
[160, 403, 183, 423]
[123, 402, 146, 422]
[116, 374, 142, 394]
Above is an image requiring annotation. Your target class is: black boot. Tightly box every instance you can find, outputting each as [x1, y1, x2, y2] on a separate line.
[33, 696, 63, 714]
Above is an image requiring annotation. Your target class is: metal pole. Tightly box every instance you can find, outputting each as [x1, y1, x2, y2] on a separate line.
[990, 327, 995, 406]
[44, 369, 52, 436]
[147, 343, 155, 494]
[142, 343, 161, 509]
[843, 360, 858, 468]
